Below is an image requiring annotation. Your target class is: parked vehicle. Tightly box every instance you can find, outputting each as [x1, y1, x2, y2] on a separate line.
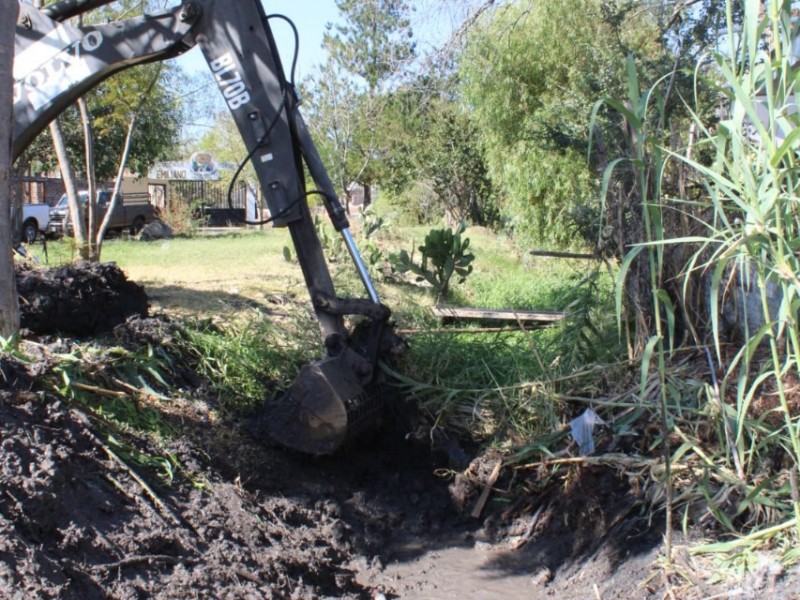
[47, 190, 155, 238]
[19, 203, 51, 243]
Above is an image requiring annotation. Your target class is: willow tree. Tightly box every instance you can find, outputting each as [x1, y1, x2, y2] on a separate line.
[458, 0, 663, 248]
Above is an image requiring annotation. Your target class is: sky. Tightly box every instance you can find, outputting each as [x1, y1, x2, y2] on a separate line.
[173, 1, 343, 82]
[173, 0, 467, 82]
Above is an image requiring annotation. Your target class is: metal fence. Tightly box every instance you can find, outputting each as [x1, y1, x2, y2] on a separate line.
[168, 180, 255, 226]
[168, 180, 248, 209]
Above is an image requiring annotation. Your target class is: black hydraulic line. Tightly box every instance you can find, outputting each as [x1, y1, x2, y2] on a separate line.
[265, 14, 300, 86]
[40, 0, 118, 22]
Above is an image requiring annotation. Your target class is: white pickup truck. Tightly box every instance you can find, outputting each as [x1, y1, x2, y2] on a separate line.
[19, 203, 51, 243]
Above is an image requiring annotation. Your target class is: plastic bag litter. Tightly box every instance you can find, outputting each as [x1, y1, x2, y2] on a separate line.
[569, 407, 606, 455]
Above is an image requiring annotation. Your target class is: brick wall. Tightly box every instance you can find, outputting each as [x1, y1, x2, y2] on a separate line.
[11, 177, 113, 206]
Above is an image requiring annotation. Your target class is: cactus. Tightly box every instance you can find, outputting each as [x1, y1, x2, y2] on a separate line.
[391, 222, 475, 302]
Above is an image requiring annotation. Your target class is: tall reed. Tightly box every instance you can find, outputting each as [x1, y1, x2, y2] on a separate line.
[602, 0, 800, 565]
[676, 0, 800, 542]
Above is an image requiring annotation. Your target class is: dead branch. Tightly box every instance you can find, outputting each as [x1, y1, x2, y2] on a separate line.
[92, 554, 196, 572]
[88, 429, 183, 527]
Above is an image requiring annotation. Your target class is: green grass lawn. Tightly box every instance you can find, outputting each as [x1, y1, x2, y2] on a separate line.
[31, 230, 309, 315]
[28, 224, 607, 323]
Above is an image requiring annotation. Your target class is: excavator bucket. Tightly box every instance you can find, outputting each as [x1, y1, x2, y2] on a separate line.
[263, 355, 384, 455]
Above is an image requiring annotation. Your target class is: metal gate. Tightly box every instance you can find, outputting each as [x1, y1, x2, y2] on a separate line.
[168, 180, 250, 226]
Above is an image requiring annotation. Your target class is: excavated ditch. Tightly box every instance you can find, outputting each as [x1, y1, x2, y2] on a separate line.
[2, 262, 798, 599]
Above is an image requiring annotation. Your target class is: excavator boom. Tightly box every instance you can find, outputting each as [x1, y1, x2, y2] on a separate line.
[12, 0, 399, 454]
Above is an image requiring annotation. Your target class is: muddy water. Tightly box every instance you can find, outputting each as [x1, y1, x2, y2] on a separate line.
[365, 541, 545, 599]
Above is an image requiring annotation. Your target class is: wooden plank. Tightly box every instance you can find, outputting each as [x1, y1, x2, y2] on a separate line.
[471, 458, 503, 519]
[529, 250, 599, 260]
[397, 325, 554, 335]
[431, 306, 564, 323]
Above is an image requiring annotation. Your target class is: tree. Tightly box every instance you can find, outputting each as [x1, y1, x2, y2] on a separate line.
[29, 0, 91, 258]
[22, 0, 183, 260]
[305, 0, 415, 208]
[20, 64, 181, 185]
[458, 0, 664, 248]
[303, 57, 367, 209]
[379, 77, 497, 226]
[93, 65, 166, 256]
[423, 99, 496, 225]
[89, 63, 182, 179]
[50, 114, 91, 258]
[325, 0, 415, 93]
[79, 96, 99, 247]
[0, 0, 19, 338]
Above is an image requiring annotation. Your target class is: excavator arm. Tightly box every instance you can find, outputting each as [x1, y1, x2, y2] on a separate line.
[13, 1, 197, 157]
[13, 0, 399, 454]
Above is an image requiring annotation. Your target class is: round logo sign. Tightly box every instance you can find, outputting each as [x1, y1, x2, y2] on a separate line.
[189, 151, 217, 177]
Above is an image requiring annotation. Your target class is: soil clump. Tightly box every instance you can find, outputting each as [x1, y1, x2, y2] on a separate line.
[16, 262, 148, 337]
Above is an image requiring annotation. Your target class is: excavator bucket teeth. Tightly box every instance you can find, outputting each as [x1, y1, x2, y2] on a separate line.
[263, 356, 381, 455]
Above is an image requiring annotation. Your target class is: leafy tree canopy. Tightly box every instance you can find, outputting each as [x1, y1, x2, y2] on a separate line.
[458, 0, 665, 247]
[324, 0, 415, 93]
[378, 75, 497, 226]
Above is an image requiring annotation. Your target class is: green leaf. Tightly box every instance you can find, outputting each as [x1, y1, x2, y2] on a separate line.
[614, 245, 645, 332]
[770, 125, 800, 168]
[626, 54, 641, 109]
[655, 289, 675, 353]
[640, 335, 661, 397]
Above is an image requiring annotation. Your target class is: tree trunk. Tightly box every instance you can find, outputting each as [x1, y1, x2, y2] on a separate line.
[31, 0, 91, 261]
[50, 119, 92, 260]
[79, 96, 98, 255]
[0, 0, 20, 338]
[97, 113, 136, 258]
[10, 155, 28, 247]
[95, 66, 162, 258]
[77, 15, 98, 257]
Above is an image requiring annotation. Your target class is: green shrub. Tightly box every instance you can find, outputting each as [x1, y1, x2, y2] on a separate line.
[390, 222, 475, 303]
[158, 198, 206, 236]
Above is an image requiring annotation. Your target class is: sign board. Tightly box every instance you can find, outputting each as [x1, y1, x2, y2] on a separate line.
[149, 152, 236, 181]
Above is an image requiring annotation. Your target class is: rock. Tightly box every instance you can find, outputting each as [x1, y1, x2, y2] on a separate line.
[138, 219, 173, 241]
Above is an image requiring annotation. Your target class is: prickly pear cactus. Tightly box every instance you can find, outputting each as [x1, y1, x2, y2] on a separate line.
[391, 221, 475, 302]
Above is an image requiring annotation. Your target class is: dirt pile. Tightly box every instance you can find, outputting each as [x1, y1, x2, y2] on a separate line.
[16, 262, 148, 337]
[0, 379, 369, 599]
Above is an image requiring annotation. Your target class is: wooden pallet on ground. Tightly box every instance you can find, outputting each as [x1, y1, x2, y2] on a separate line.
[395, 306, 565, 335]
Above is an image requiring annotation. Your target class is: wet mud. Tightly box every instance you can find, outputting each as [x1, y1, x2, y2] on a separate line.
[2, 263, 798, 599]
